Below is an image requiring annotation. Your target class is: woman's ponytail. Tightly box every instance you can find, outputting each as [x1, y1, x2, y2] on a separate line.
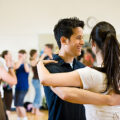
[103, 32, 120, 93]
[90, 22, 120, 94]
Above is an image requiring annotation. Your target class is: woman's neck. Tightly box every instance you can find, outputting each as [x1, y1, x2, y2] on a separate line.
[96, 51, 103, 67]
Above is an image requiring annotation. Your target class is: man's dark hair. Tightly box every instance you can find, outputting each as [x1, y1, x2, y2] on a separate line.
[45, 44, 54, 50]
[2, 50, 8, 58]
[18, 49, 26, 54]
[53, 17, 84, 48]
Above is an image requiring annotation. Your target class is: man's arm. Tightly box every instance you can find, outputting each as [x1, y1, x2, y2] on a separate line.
[51, 87, 120, 106]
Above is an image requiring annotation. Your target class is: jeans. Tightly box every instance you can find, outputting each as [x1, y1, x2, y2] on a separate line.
[32, 79, 42, 108]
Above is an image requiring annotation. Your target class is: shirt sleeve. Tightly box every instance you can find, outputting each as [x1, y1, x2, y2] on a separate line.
[76, 67, 107, 92]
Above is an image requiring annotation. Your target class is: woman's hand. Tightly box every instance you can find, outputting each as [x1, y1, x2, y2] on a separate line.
[6, 58, 14, 68]
[37, 60, 58, 65]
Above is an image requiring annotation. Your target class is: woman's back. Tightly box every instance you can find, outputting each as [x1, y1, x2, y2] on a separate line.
[85, 104, 120, 120]
[77, 67, 120, 120]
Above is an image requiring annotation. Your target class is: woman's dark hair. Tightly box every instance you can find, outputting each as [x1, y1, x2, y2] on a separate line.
[90, 21, 120, 94]
[54, 17, 84, 49]
[18, 49, 26, 54]
[30, 49, 37, 60]
[2, 50, 8, 58]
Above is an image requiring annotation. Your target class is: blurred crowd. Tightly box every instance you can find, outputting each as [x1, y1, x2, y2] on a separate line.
[0, 43, 96, 120]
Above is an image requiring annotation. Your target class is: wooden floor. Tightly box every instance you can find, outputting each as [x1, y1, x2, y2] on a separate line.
[9, 110, 48, 120]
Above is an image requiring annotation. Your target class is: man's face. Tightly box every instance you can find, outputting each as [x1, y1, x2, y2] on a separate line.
[44, 46, 52, 55]
[66, 27, 84, 57]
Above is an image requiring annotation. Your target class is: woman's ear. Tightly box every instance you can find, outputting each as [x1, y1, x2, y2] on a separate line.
[92, 41, 100, 54]
[91, 40, 96, 47]
[60, 36, 69, 46]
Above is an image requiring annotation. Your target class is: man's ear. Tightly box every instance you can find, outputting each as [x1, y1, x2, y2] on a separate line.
[60, 36, 69, 46]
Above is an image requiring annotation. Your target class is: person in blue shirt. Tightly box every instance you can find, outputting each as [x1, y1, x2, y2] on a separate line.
[14, 49, 30, 120]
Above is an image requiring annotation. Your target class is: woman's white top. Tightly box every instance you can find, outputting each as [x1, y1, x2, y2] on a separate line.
[77, 67, 120, 120]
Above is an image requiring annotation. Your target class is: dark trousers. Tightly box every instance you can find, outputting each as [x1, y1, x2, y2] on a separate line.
[0, 95, 7, 120]
[2, 98, 9, 120]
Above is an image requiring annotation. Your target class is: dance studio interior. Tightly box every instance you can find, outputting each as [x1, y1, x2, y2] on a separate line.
[0, 0, 120, 120]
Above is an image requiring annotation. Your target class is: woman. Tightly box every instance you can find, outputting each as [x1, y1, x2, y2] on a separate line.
[30, 49, 43, 115]
[14, 50, 30, 120]
[1, 50, 14, 117]
[0, 57, 17, 120]
[37, 22, 120, 119]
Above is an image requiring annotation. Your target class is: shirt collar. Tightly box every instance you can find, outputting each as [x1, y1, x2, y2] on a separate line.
[53, 54, 77, 67]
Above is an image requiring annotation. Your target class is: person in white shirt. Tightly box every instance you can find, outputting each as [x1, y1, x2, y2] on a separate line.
[37, 21, 120, 120]
[1, 50, 14, 119]
[0, 57, 7, 99]
[0, 55, 17, 120]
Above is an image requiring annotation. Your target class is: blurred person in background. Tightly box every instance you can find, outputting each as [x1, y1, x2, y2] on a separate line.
[1, 50, 14, 119]
[83, 48, 96, 67]
[41, 44, 54, 60]
[29, 49, 43, 116]
[0, 53, 17, 120]
[14, 50, 30, 120]
[77, 49, 85, 62]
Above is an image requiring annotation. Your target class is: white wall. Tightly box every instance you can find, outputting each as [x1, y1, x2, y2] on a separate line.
[0, 0, 120, 34]
[0, 34, 39, 60]
[0, 0, 120, 56]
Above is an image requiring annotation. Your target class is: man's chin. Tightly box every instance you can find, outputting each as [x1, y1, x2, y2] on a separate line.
[76, 52, 81, 56]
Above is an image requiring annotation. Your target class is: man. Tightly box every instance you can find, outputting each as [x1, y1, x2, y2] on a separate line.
[40, 44, 54, 60]
[44, 44, 54, 60]
[44, 17, 86, 120]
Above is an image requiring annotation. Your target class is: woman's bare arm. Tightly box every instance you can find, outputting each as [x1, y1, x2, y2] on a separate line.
[0, 66, 17, 85]
[24, 63, 30, 73]
[37, 60, 83, 87]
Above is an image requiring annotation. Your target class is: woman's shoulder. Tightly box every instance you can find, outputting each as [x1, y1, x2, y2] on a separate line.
[76, 67, 107, 92]
[78, 67, 106, 75]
